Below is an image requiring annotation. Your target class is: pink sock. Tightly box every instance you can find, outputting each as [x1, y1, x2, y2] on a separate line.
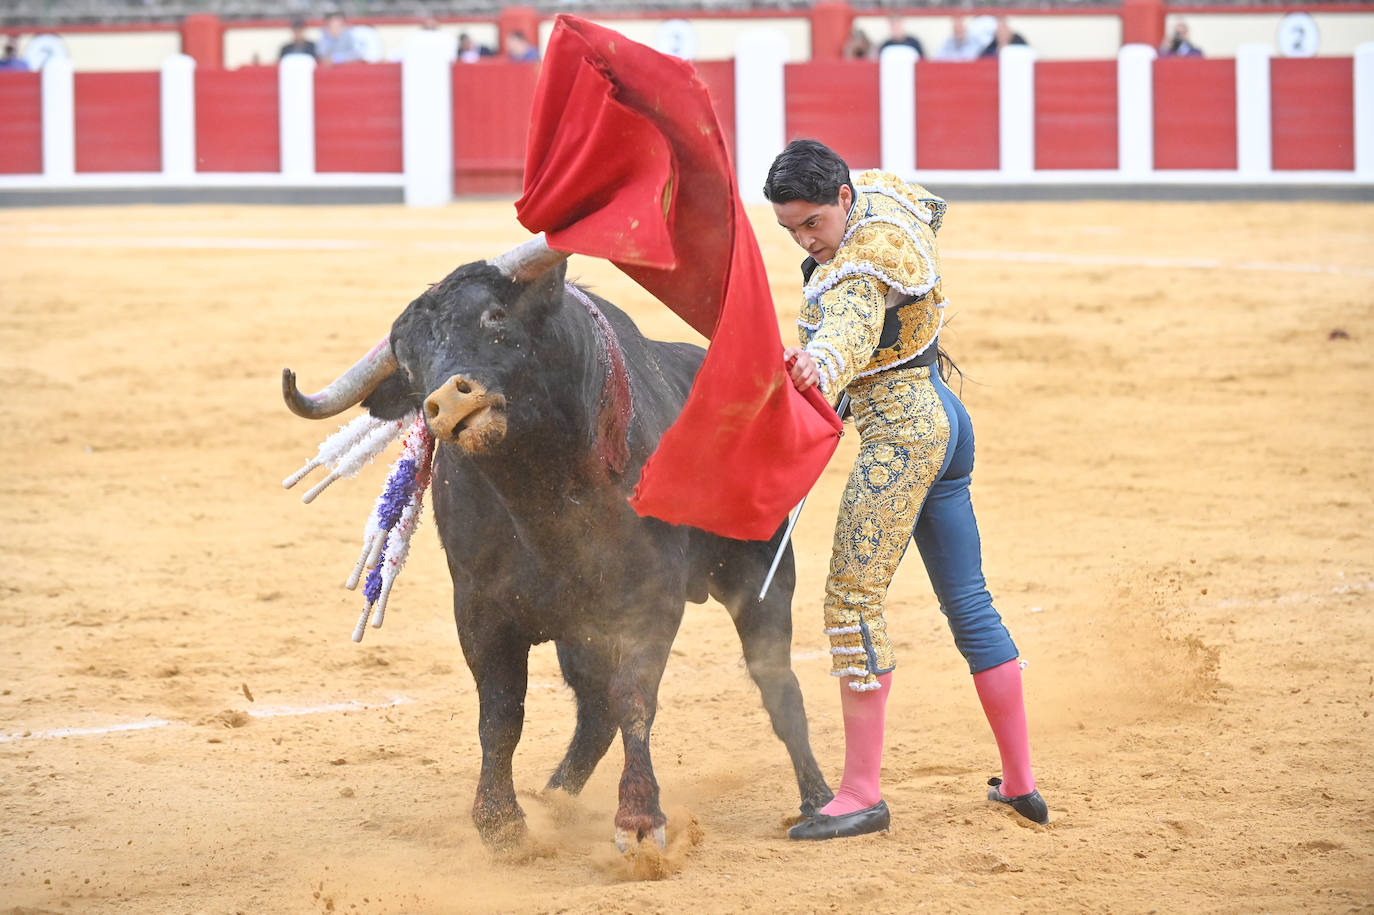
[820, 672, 892, 817]
[973, 659, 1036, 797]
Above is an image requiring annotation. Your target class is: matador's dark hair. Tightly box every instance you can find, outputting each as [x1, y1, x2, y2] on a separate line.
[762, 138, 855, 206]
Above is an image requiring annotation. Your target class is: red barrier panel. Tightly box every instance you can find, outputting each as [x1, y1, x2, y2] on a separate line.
[915, 60, 1000, 171]
[784, 60, 880, 168]
[1153, 57, 1236, 169]
[195, 66, 279, 172]
[1035, 61, 1117, 170]
[452, 62, 540, 195]
[315, 63, 403, 173]
[0, 72, 42, 175]
[75, 72, 160, 173]
[1271, 57, 1353, 171]
[693, 59, 737, 169]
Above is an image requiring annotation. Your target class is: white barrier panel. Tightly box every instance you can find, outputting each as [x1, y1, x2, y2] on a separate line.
[735, 29, 788, 205]
[998, 44, 1037, 175]
[160, 54, 196, 180]
[1355, 43, 1374, 178]
[879, 44, 917, 175]
[41, 57, 75, 179]
[1236, 44, 1273, 175]
[1117, 44, 1156, 176]
[401, 32, 454, 207]
[279, 54, 316, 179]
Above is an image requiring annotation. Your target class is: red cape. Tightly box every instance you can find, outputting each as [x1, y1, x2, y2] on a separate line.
[515, 15, 841, 541]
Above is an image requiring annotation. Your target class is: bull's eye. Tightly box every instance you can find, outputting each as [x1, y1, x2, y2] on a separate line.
[480, 307, 507, 329]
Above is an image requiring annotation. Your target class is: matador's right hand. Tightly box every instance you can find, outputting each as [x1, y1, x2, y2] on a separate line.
[784, 346, 819, 393]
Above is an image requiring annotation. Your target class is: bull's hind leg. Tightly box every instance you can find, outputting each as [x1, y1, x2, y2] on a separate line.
[710, 540, 835, 817]
[459, 623, 532, 848]
[546, 638, 618, 795]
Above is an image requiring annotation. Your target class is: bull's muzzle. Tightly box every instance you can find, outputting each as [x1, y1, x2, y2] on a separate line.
[424, 375, 507, 451]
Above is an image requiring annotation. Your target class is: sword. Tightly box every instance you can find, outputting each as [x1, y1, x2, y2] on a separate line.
[757, 391, 850, 601]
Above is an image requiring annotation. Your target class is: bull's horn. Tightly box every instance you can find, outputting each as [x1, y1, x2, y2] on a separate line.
[488, 233, 570, 283]
[282, 337, 398, 420]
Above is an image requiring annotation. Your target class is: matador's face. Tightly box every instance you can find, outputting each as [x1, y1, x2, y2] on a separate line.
[772, 184, 853, 266]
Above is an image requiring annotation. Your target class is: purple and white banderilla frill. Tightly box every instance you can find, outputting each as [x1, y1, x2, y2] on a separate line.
[282, 411, 435, 642]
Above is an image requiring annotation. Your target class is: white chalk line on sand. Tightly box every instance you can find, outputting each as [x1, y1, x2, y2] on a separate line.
[11, 233, 1372, 278]
[15, 235, 505, 253]
[0, 652, 842, 745]
[21, 235, 375, 251]
[0, 696, 414, 745]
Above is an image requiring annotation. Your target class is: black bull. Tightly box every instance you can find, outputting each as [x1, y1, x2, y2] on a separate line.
[283, 245, 833, 849]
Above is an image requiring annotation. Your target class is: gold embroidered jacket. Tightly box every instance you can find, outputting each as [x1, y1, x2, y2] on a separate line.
[798, 170, 947, 402]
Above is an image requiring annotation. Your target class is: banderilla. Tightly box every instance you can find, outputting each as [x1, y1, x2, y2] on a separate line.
[758, 391, 850, 601]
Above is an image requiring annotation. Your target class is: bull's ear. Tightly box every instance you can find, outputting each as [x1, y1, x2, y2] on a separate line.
[509, 258, 567, 328]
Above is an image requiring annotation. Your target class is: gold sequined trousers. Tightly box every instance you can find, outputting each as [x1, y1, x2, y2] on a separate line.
[824, 364, 949, 691]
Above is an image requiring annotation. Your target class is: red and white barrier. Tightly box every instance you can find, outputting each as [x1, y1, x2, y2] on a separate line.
[734, 34, 1373, 194]
[1, 37, 1370, 204]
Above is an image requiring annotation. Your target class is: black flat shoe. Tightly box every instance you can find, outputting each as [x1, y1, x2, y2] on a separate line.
[787, 800, 891, 840]
[987, 777, 1049, 824]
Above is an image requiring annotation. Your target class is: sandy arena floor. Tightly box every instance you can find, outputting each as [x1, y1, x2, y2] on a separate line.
[0, 198, 1371, 914]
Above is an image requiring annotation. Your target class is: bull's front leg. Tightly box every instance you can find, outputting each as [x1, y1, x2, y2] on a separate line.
[461, 624, 531, 848]
[608, 605, 684, 850]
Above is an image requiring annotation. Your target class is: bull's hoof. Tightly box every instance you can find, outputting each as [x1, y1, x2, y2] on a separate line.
[473, 807, 528, 850]
[798, 774, 834, 819]
[799, 789, 835, 819]
[614, 823, 667, 852]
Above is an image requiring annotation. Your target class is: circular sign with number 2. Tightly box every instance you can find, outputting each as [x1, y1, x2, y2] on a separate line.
[1277, 12, 1320, 58]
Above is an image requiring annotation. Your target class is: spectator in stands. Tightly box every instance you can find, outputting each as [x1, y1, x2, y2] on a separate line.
[504, 30, 539, 62]
[933, 15, 983, 62]
[457, 33, 491, 63]
[279, 17, 317, 61]
[0, 35, 23, 70]
[316, 9, 364, 66]
[842, 27, 873, 60]
[0, 35, 27, 71]
[979, 16, 1028, 57]
[879, 16, 924, 58]
[1159, 21, 1204, 57]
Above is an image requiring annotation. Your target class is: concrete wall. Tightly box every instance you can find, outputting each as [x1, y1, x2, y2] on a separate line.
[565, 16, 813, 62]
[44, 30, 180, 72]
[1170, 13, 1374, 58]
